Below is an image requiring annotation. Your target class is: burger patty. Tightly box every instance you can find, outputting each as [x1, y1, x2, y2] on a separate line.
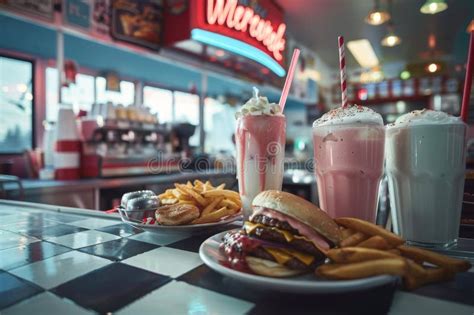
[252, 247, 315, 270]
[222, 233, 317, 270]
[248, 226, 324, 258]
[251, 214, 335, 248]
[251, 215, 300, 235]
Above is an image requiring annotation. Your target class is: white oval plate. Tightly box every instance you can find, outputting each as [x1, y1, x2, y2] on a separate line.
[199, 229, 399, 294]
[120, 213, 242, 235]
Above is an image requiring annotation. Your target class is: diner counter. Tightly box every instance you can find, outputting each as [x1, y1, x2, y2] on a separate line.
[1, 169, 317, 210]
[0, 200, 473, 314]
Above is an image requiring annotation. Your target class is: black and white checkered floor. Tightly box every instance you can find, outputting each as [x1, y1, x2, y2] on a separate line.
[0, 204, 473, 314]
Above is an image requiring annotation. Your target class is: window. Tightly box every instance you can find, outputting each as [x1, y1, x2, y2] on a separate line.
[46, 68, 135, 121]
[46, 67, 95, 121]
[204, 97, 236, 153]
[96, 77, 135, 105]
[143, 86, 173, 123]
[174, 91, 200, 147]
[0, 56, 34, 153]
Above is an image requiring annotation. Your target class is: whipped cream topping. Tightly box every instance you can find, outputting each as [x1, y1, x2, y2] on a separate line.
[313, 105, 383, 127]
[387, 109, 463, 128]
[235, 87, 282, 119]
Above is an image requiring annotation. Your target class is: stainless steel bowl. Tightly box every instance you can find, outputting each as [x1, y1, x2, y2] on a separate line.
[120, 190, 155, 208]
[119, 192, 160, 222]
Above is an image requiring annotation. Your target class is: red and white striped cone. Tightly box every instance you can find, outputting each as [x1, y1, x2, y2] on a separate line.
[54, 107, 81, 180]
[338, 36, 348, 108]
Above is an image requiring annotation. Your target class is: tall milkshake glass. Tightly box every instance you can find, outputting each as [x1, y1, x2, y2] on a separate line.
[235, 93, 286, 219]
[312, 105, 385, 222]
[386, 109, 466, 247]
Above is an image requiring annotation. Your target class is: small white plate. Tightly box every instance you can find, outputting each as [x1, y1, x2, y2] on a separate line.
[199, 229, 399, 294]
[120, 214, 242, 236]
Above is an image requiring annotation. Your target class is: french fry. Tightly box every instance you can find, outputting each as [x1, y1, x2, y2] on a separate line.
[340, 228, 354, 240]
[398, 245, 472, 273]
[177, 200, 198, 206]
[175, 184, 207, 206]
[326, 247, 400, 264]
[161, 198, 178, 205]
[201, 196, 225, 216]
[340, 232, 368, 247]
[192, 206, 233, 224]
[194, 180, 204, 187]
[171, 189, 182, 199]
[403, 259, 454, 290]
[203, 189, 240, 200]
[215, 183, 226, 190]
[219, 198, 240, 210]
[335, 217, 405, 246]
[316, 258, 407, 280]
[387, 249, 401, 256]
[357, 235, 391, 250]
[186, 181, 193, 188]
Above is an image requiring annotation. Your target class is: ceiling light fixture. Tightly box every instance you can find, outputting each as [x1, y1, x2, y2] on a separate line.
[365, 0, 390, 25]
[381, 1, 401, 47]
[347, 39, 380, 68]
[381, 25, 402, 47]
[420, 0, 448, 15]
[427, 63, 439, 73]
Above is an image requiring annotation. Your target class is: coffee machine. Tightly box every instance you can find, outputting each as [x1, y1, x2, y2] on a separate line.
[79, 111, 181, 177]
[170, 123, 196, 158]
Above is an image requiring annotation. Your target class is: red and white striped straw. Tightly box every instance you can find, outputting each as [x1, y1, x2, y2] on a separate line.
[338, 36, 348, 108]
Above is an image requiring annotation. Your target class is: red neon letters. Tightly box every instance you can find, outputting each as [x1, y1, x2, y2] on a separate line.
[206, 0, 286, 61]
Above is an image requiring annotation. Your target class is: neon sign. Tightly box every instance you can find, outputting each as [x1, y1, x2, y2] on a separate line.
[206, 0, 286, 61]
[164, 0, 287, 76]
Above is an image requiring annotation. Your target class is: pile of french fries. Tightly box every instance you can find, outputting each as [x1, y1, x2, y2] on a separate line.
[158, 180, 242, 224]
[316, 217, 472, 290]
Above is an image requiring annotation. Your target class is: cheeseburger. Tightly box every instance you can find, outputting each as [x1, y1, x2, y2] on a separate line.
[222, 190, 340, 277]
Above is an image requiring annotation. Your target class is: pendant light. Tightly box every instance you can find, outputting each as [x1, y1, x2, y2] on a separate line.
[381, 0, 401, 47]
[381, 25, 402, 47]
[365, 0, 390, 25]
[420, 0, 448, 15]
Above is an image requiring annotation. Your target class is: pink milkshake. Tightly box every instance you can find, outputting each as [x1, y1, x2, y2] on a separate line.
[312, 105, 385, 222]
[235, 90, 286, 219]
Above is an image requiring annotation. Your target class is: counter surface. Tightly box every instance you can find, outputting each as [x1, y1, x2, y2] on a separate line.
[0, 200, 472, 314]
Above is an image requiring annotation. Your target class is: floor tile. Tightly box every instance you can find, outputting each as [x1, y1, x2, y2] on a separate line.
[0, 271, 43, 310]
[47, 230, 120, 249]
[0, 242, 71, 270]
[68, 218, 120, 230]
[122, 247, 203, 278]
[389, 292, 473, 315]
[0, 230, 39, 251]
[17, 224, 87, 239]
[78, 238, 158, 261]
[128, 231, 188, 246]
[117, 281, 254, 315]
[1, 292, 93, 315]
[96, 224, 143, 237]
[52, 263, 171, 313]
[9, 251, 111, 289]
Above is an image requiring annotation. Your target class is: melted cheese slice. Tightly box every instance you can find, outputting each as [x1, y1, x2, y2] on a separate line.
[265, 248, 315, 266]
[243, 221, 315, 266]
[243, 221, 312, 243]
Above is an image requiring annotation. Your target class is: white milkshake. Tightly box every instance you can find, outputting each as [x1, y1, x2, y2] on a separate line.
[235, 89, 286, 219]
[386, 109, 466, 247]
